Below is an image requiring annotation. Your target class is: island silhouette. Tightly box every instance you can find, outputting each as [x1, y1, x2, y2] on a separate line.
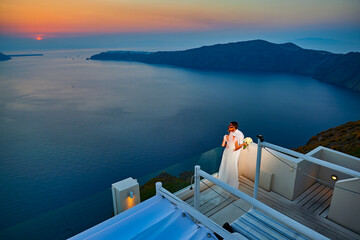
[90, 40, 360, 92]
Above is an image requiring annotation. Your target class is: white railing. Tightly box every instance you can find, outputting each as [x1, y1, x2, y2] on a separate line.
[155, 182, 243, 240]
[193, 165, 329, 240]
[259, 140, 360, 178]
[255, 137, 360, 198]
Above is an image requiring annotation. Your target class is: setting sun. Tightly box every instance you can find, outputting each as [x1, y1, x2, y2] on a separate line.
[36, 36, 42, 40]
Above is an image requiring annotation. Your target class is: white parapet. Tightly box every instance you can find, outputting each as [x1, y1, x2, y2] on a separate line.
[112, 177, 140, 215]
[328, 177, 360, 234]
[238, 143, 299, 200]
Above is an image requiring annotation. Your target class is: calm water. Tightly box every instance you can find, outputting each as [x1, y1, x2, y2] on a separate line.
[1, 49, 360, 235]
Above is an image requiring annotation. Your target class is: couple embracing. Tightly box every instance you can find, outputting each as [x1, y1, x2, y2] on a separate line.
[218, 121, 248, 189]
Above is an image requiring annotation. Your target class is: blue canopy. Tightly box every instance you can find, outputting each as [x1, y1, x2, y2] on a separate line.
[69, 195, 218, 240]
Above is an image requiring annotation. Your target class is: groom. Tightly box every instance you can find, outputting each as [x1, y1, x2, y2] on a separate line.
[230, 121, 244, 151]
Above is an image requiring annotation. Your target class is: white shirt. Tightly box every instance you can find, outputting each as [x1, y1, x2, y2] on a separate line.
[234, 129, 244, 144]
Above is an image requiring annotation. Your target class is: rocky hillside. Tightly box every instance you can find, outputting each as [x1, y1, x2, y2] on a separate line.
[295, 120, 360, 157]
[91, 40, 360, 92]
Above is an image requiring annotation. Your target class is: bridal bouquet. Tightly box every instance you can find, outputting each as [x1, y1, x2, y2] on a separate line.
[243, 137, 253, 149]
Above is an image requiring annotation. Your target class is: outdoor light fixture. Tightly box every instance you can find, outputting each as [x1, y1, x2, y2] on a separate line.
[128, 190, 134, 198]
[112, 177, 140, 215]
[331, 175, 338, 181]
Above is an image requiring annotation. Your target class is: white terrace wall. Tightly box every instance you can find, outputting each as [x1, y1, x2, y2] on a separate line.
[306, 146, 360, 233]
[238, 144, 359, 201]
[292, 160, 319, 200]
[291, 149, 320, 199]
[328, 178, 360, 234]
[238, 143, 314, 200]
[307, 147, 360, 187]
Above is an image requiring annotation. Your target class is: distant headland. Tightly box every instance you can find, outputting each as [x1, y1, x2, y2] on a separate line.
[8, 54, 43, 57]
[0, 53, 44, 61]
[90, 40, 360, 92]
[0, 52, 11, 61]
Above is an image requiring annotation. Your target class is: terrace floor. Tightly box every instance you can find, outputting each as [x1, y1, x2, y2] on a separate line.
[293, 182, 333, 218]
[175, 176, 359, 240]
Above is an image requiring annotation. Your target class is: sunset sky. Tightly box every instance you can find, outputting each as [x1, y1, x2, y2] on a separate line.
[1, 0, 359, 51]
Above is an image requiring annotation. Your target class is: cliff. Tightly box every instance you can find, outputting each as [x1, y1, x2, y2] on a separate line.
[91, 40, 360, 92]
[295, 120, 360, 158]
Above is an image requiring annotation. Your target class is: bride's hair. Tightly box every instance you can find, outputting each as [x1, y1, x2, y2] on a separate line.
[230, 121, 238, 129]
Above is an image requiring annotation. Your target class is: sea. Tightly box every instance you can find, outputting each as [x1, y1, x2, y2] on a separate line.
[1, 49, 360, 239]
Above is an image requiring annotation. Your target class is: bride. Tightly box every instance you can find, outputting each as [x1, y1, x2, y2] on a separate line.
[218, 124, 247, 189]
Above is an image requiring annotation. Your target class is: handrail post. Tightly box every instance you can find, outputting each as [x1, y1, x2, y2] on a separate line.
[194, 165, 201, 210]
[156, 182, 162, 196]
[254, 135, 264, 199]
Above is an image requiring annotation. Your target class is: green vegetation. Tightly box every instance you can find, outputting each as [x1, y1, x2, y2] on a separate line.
[140, 171, 193, 201]
[295, 120, 360, 157]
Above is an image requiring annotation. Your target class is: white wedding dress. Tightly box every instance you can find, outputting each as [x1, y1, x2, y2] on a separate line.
[218, 133, 240, 189]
